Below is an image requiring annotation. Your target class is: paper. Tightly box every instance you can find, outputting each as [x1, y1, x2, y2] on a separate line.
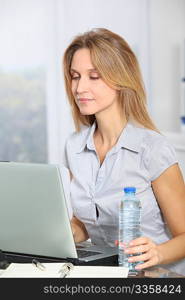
[0, 263, 128, 278]
[64, 266, 129, 278]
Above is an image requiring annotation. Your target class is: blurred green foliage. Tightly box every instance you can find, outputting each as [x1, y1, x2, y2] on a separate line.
[0, 67, 48, 163]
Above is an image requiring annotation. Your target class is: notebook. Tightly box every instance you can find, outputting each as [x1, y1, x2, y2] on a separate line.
[0, 262, 128, 278]
[0, 162, 118, 265]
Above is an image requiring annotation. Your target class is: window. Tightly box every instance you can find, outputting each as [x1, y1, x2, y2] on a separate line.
[0, 0, 50, 163]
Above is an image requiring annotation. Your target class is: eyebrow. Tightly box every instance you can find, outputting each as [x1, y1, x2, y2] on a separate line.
[70, 68, 98, 73]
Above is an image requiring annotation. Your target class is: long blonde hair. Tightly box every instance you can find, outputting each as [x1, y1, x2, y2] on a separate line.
[63, 28, 158, 132]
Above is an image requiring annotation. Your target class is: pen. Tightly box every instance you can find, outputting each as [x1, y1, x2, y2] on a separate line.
[32, 259, 46, 271]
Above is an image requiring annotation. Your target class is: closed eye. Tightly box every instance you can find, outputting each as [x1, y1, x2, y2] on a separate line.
[71, 76, 80, 80]
[71, 76, 99, 80]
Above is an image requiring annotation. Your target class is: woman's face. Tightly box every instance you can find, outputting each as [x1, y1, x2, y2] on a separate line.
[70, 48, 118, 116]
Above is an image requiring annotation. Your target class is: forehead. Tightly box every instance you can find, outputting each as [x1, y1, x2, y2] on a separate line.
[71, 48, 94, 70]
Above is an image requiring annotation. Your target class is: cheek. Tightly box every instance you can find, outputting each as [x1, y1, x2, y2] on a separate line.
[71, 83, 76, 95]
[97, 86, 117, 102]
[98, 81, 117, 97]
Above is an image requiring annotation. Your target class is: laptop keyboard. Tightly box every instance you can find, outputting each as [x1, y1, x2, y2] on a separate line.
[77, 249, 101, 258]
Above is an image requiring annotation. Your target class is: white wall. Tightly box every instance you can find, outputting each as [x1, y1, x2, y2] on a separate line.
[149, 0, 185, 178]
[149, 0, 185, 132]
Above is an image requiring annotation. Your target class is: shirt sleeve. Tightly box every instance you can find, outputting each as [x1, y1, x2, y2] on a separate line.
[147, 137, 178, 181]
[61, 136, 71, 169]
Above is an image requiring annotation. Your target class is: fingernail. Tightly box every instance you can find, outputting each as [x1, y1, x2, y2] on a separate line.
[114, 240, 118, 246]
[135, 265, 141, 270]
[119, 242, 125, 248]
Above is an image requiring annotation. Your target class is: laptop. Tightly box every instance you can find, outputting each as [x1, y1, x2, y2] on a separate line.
[0, 162, 118, 265]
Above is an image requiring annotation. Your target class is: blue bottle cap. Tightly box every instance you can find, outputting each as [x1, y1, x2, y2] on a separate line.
[181, 116, 185, 124]
[123, 187, 136, 193]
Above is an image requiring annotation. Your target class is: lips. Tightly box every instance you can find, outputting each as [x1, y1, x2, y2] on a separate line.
[78, 98, 94, 102]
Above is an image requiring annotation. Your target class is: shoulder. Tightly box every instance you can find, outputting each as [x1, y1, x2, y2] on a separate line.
[138, 126, 176, 158]
[140, 127, 168, 149]
[127, 122, 170, 154]
[136, 127, 177, 181]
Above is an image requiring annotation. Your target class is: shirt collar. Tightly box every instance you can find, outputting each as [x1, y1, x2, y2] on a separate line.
[75, 122, 96, 154]
[114, 122, 143, 153]
[75, 121, 143, 154]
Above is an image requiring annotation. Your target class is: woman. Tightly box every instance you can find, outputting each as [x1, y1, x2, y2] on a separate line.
[62, 28, 185, 275]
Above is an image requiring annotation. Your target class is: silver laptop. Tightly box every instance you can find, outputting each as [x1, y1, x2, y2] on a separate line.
[0, 162, 117, 265]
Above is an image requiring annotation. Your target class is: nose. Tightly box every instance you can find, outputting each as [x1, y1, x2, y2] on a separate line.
[76, 76, 89, 94]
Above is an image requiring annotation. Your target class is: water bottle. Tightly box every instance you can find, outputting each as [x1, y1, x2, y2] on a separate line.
[118, 186, 142, 273]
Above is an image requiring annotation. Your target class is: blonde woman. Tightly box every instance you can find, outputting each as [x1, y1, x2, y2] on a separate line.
[62, 28, 185, 275]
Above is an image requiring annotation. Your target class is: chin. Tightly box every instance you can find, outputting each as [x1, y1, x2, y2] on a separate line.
[80, 109, 96, 115]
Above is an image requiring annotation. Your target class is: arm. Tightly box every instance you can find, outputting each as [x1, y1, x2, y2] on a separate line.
[124, 163, 185, 270]
[151, 163, 185, 264]
[71, 216, 89, 243]
[68, 170, 89, 243]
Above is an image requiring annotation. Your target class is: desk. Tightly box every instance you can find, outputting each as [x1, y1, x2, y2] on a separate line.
[1, 255, 184, 278]
[1, 243, 184, 278]
[128, 267, 185, 278]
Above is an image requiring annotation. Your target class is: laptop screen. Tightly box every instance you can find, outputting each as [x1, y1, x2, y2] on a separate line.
[0, 162, 77, 259]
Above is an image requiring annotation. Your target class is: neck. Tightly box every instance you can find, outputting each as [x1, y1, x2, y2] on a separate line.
[94, 108, 127, 147]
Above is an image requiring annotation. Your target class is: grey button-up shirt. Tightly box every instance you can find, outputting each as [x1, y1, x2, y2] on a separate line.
[64, 121, 185, 275]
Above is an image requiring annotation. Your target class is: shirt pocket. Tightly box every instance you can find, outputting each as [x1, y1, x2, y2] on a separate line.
[130, 180, 152, 209]
[124, 180, 150, 195]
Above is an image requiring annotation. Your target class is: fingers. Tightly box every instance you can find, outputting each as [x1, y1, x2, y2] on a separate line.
[114, 240, 118, 246]
[115, 237, 162, 270]
[127, 250, 159, 270]
[114, 240, 128, 248]
[128, 250, 153, 264]
[125, 244, 150, 254]
[124, 237, 161, 270]
[135, 258, 158, 270]
[129, 236, 150, 246]
[115, 237, 150, 248]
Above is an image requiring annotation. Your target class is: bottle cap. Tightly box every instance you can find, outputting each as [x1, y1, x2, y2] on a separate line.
[181, 116, 185, 124]
[123, 187, 136, 193]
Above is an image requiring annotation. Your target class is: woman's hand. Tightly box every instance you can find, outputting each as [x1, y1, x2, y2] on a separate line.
[71, 222, 78, 238]
[117, 237, 163, 270]
[70, 216, 89, 243]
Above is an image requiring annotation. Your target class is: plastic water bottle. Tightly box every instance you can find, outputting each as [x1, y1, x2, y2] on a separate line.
[118, 187, 142, 273]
